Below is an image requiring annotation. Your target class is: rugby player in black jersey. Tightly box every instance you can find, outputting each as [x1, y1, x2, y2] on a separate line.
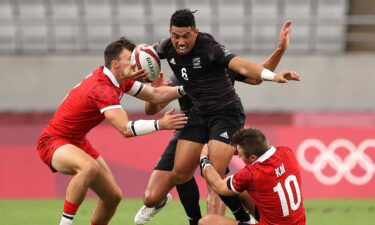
[135, 9, 299, 225]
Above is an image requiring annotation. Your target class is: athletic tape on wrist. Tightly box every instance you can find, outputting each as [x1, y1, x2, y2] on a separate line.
[200, 156, 212, 173]
[127, 119, 159, 136]
[261, 69, 276, 81]
[177, 86, 186, 96]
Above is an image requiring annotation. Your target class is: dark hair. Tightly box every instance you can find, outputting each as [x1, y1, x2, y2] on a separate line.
[170, 9, 196, 28]
[104, 36, 135, 69]
[231, 128, 269, 158]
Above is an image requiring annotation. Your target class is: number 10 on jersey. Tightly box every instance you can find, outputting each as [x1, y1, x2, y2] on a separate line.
[273, 174, 302, 217]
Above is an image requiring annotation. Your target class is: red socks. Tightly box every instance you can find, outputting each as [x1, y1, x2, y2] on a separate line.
[63, 200, 79, 219]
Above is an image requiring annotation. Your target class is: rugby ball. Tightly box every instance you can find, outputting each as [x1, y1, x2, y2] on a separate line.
[131, 44, 161, 81]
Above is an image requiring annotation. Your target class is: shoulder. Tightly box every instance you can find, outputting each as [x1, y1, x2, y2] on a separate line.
[154, 38, 172, 53]
[200, 32, 215, 40]
[234, 165, 255, 180]
[197, 32, 218, 47]
[230, 165, 255, 192]
[276, 146, 295, 156]
[89, 81, 117, 100]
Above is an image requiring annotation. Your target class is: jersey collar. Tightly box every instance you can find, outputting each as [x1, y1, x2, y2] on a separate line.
[252, 146, 276, 164]
[103, 66, 120, 88]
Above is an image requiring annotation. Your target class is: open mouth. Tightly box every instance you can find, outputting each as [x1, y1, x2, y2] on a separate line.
[176, 45, 189, 54]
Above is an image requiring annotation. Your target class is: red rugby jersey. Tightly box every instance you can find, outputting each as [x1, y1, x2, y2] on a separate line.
[42, 66, 143, 139]
[229, 146, 306, 225]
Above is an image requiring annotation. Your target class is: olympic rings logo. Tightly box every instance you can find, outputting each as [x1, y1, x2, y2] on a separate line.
[296, 139, 375, 186]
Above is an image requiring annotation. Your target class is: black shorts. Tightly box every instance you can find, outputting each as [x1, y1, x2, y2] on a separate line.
[154, 130, 231, 174]
[179, 102, 245, 145]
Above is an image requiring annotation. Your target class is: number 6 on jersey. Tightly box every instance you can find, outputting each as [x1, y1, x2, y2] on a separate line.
[181, 67, 188, 81]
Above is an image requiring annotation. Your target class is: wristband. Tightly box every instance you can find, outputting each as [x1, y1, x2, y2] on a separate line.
[177, 85, 186, 96]
[261, 69, 276, 81]
[200, 156, 212, 176]
[127, 119, 159, 136]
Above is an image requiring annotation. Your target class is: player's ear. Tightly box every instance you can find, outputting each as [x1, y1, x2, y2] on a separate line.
[111, 59, 119, 69]
[192, 27, 199, 35]
[248, 155, 258, 163]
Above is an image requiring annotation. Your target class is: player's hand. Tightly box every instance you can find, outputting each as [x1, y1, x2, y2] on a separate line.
[151, 72, 171, 87]
[123, 64, 148, 81]
[158, 108, 188, 130]
[278, 20, 292, 51]
[274, 71, 300, 83]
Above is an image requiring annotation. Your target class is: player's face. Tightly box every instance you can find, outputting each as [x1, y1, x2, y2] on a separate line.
[113, 48, 132, 78]
[170, 26, 198, 55]
[237, 145, 258, 164]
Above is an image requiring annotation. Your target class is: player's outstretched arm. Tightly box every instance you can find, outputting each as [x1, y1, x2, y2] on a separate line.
[229, 57, 301, 83]
[144, 73, 170, 115]
[136, 84, 185, 104]
[261, 20, 292, 71]
[104, 108, 187, 138]
[200, 145, 236, 196]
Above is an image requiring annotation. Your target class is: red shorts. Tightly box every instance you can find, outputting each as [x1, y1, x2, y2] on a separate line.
[37, 133, 100, 172]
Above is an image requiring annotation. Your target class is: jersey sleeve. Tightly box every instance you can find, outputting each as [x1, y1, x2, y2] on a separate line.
[228, 167, 253, 193]
[88, 83, 122, 113]
[124, 80, 145, 97]
[210, 41, 237, 68]
[153, 38, 170, 59]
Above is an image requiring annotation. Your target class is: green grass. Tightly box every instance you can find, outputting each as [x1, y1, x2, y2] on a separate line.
[0, 199, 374, 225]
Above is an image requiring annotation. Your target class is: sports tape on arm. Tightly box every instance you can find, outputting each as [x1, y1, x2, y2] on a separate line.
[176, 85, 186, 96]
[127, 120, 159, 136]
[261, 69, 276, 81]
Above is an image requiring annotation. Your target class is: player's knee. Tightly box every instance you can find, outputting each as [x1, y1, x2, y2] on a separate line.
[143, 191, 162, 207]
[101, 186, 123, 206]
[80, 159, 100, 178]
[110, 188, 123, 205]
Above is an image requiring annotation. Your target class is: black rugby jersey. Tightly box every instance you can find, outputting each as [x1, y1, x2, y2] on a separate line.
[169, 70, 246, 114]
[155, 32, 242, 112]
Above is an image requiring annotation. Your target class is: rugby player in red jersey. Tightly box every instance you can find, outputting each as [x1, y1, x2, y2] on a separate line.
[36, 37, 188, 225]
[199, 128, 306, 225]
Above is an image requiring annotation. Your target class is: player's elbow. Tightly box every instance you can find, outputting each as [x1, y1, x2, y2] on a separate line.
[123, 133, 133, 138]
[144, 107, 157, 115]
[121, 127, 134, 138]
[145, 111, 156, 116]
[249, 78, 263, 85]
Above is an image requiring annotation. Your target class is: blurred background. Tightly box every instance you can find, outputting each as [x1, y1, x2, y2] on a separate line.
[0, 0, 374, 224]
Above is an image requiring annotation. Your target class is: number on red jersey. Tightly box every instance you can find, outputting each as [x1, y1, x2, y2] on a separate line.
[273, 174, 302, 217]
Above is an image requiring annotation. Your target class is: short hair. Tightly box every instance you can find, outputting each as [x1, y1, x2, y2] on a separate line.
[104, 36, 135, 69]
[231, 128, 269, 158]
[170, 9, 196, 28]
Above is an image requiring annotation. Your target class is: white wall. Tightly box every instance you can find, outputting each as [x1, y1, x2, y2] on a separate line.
[0, 54, 374, 112]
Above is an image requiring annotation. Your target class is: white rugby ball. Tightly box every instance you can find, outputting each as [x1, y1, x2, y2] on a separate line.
[131, 44, 161, 81]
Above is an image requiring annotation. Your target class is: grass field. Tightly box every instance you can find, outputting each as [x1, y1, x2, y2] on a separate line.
[1, 199, 374, 225]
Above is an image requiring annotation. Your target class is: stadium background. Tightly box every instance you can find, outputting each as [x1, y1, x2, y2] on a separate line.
[1, 0, 374, 224]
